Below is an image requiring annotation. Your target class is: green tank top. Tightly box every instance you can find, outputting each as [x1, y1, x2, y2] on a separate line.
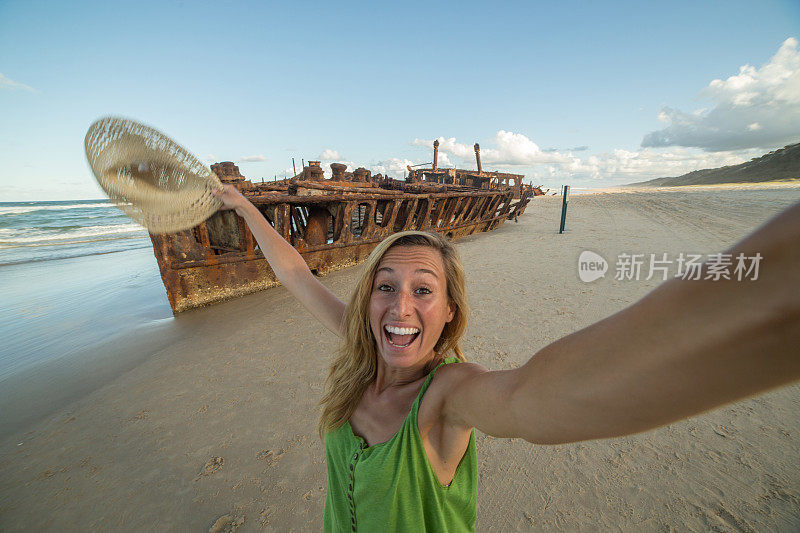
[323, 357, 477, 532]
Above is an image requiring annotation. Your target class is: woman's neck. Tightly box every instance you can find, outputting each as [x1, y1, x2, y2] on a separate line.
[373, 354, 441, 394]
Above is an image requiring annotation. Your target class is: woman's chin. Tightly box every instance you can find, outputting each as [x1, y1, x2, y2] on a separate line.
[378, 340, 434, 369]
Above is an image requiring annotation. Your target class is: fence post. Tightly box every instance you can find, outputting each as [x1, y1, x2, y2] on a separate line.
[559, 185, 570, 234]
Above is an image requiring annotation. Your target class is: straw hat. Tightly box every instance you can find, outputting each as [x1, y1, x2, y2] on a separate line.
[85, 116, 223, 233]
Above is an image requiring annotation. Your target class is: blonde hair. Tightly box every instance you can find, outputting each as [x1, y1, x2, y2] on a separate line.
[317, 231, 469, 438]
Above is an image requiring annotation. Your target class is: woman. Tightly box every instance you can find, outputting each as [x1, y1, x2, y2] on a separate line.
[214, 185, 800, 531]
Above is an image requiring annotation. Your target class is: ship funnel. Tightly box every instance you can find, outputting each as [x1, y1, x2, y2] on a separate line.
[474, 143, 482, 173]
[433, 139, 439, 171]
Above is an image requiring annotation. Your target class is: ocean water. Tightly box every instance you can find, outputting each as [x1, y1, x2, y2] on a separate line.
[0, 200, 179, 436]
[0, 200, 151, 265]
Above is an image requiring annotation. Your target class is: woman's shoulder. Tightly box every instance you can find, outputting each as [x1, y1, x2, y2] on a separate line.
[418, 359, 490, 432]
[427, 359, 489, 398]
[438, 359, 488, 377]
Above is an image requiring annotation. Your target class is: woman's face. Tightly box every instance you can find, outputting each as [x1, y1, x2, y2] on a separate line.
[369, 245, 456, 370]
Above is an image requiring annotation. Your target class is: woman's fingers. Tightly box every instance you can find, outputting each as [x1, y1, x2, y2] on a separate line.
[213, 184, 242, 211]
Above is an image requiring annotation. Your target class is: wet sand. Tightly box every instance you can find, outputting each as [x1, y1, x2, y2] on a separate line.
[0, 247, 176, 437]
[1, 186, 799, 531]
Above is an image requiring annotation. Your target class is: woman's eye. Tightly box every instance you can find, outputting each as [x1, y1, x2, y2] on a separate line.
[415, 287, 431, 295]
[378, 284, 393, 292]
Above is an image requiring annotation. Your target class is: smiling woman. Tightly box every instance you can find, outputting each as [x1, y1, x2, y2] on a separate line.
[318, 234, 466, 436]
[370, 245, 457, 355]
[320, 234, 475, 532]
[213, 183, 800, 531]
[367, 241, 460, 367]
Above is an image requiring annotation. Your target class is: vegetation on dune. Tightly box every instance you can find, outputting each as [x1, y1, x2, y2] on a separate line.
[632, 143, 800, 187]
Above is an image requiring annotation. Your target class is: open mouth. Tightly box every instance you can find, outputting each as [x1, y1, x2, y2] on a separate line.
[383, 325, 421, 348]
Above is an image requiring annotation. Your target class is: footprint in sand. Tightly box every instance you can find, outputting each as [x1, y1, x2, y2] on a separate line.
[208, 514, 244, 533]
[256, 448, 285, 466]
[712, 424, 735, 439]
[37, 469, 56, 480]
[196, 456, 224, 480]
[258, 507, 272, 526]
[255, 449, 273, 461]
[128, 409, 150, 421]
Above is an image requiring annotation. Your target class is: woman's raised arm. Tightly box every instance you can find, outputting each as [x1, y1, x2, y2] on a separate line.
[441, 200, 800, 444]
[214, 185, 346, 337]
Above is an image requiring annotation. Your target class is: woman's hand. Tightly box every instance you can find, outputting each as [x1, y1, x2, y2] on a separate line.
[213, 184, 251, 217]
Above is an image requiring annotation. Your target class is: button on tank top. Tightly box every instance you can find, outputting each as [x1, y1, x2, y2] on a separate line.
[323, 357, 477, 532]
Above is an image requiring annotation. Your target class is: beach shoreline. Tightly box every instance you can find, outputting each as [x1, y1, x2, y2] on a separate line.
[1, 187, 799, 531]
[0, 247, 176, 436]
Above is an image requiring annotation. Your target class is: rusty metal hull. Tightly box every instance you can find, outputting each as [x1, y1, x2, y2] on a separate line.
[149, 164, 534, 313]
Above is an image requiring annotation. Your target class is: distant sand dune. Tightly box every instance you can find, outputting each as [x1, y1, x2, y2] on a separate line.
[630, 141, 800, 187]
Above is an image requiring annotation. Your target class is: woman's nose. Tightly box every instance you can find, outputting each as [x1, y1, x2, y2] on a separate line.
[392, 290, 413, 316]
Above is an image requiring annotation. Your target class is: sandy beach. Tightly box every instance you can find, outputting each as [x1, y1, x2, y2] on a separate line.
[1, 186, 799, 531]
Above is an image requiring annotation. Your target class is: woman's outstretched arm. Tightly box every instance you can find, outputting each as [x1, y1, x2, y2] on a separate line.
[442, 200, 800, 444]
[214, 185, 346, 336]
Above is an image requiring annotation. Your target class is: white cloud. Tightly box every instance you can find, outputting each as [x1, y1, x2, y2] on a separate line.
[0, 73, 37, 92]
[533, 146, 755, 185]
[486, 131, 577, 165]
[319, 149, 341, 160]
[239, 154, 268, 162]
[204, 154, 217, 163]
[410, 130, 758, 186]
[371, 157, 416, 178]
[642, 37, 800, 151]
[412, 137, 474, 159]
[407, 144, 454, 168]
[413, 131, 581, 169]
[582, 148, 751, 181]
[436, 152, 453, 167]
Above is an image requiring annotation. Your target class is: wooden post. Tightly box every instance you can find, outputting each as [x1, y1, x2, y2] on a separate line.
[292, 158, 296, 177]
[559, 185, 570, 234]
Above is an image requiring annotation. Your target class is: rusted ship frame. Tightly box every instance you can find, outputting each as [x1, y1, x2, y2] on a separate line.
[149, 142, 539, 312]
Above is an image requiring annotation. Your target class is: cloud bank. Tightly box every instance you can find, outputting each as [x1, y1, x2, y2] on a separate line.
[411, 130, 753, 185]
[642, 37, 800, 151]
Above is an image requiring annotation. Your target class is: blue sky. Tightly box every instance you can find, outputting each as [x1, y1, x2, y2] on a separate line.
[1, 0, 799, 200]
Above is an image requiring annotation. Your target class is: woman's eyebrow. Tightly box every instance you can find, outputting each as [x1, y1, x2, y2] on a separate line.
[376, 266, 438, 277]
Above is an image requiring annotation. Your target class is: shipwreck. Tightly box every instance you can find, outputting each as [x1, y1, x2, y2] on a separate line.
[149, 141, 544, 312]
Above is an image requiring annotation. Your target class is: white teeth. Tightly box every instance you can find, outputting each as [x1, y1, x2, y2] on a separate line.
[384, 325, 420, 335]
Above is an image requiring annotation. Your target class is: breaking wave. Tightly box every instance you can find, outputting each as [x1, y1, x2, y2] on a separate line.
[0, 202, 112, 216]
[0, 223, 147, 248]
